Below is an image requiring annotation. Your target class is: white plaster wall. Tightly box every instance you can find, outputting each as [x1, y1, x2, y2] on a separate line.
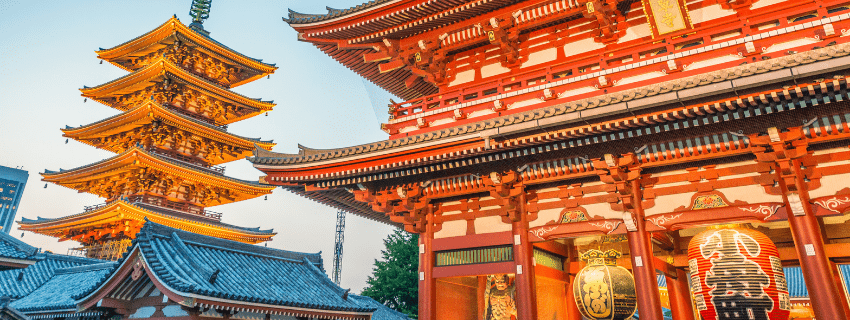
[583, 202, 620, 219]
[430, 118, 455, 127]
[644, 192, 696, 216]
[809, 173, 850, 199]
[618, 23, 651, 43]
[558, 86, 597, 99]
[564, 38, 605, 58]
[434, 220, 468, 239]
[688, 4, 735, 24]
[508, 98, 543, 110]
[684, 55, 744, 71]
[449, 69, 476, 87]
[530, 207, 562, 228]
[474, 215, 512, 234]
[717, 185, 783, 203]
[468, 108, 496, 118]
[521, 47, 558, 68]
[751, 0, 790, 10]
[616, 71, 665, 86]
[481, 62, 511, 78]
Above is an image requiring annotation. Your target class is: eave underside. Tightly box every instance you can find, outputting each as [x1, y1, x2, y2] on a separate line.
[316, 44, 438, 100]
[297, 0, 523, 41]
[41, 147, 274, 206]
[263, 70, 850, 224]
[61, 101, 275, 165]
[284, 186, 399, 227]
[18, 201, 274, 244]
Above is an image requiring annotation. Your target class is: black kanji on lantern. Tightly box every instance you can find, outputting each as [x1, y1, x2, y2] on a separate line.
[700, 229, 773, 320]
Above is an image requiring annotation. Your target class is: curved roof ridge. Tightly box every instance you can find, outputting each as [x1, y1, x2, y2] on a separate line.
[81, 57, 275, 111]
[139, 222, 318, 266]
[52, 262, 117, 275]
[97, 17, 276, 72]
[0, 232, 39, 258]
[41, 146, 270, 188]
[283, 0, 399, 25]
[63, 101, 275, 147]
[19, 200, 276, 237]
[252, 144, 301, 159]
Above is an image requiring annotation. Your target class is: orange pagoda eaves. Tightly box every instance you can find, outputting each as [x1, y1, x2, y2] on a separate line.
[61, 100, 275, 165]
[96, 17, 277, 87]
[81, 57, 275, 124]
[18, 199, 275, 245]
[42, 146, 275, 207]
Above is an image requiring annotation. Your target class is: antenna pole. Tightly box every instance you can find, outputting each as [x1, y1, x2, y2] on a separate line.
[332, 210, 346, 285]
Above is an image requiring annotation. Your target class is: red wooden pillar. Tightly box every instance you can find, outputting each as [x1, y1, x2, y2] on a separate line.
[564, 273, 582, 319]
[419, 212, 437, 320]
[512, 192, 538, 320]
[781, 158, 849, 320]
[477, 276, 486, 320]
[665, 269, 695, 320]
[627, 182, 664, 320]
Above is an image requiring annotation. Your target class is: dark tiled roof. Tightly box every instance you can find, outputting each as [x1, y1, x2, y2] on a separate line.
[348, 295, 411, 320]
[282, 1, 394, 24]
[0, 297, 29, 320]
[135, 222, 375, 312]
[0, 233, 37, 260]
[10, 263, 116, 312]
[0, 253, 104, 299]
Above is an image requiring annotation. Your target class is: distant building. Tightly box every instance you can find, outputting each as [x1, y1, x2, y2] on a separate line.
[0, 166, 28, 234]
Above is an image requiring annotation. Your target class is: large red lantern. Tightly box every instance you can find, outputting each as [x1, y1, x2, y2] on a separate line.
[688, 225, 790, 320]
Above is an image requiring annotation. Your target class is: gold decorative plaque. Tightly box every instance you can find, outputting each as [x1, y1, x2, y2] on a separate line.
[642, 0, 693, 37]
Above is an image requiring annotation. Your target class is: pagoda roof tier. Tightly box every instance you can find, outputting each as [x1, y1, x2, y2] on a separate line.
[18, 199, 275, 245]
[42, 146, 274, 207]
[61, 100, 275, 165]
[81, 57, 275, 124]
[96, 17, 277, 87]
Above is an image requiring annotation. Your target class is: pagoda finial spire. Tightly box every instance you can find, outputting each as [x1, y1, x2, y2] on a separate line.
[189, 0, 213, 24]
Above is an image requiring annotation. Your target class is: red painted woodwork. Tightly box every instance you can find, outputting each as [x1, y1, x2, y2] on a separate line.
[512, 192, 538, 320]
[420, 217, 437, 320]
[626, 182, 665, 320]
[436, 278, 479, 320]
[751, 128, 850, 320]
[433, 231, 513, 251]
[432, 261, 515, 278]
[666, 269, 696, 320]
[536, 276, 568, 320]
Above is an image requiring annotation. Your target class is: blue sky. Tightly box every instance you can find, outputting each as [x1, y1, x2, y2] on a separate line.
[0, 0, 400, 292]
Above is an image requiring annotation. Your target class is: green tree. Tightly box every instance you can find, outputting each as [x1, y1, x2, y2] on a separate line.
[361, 229, 419, 318]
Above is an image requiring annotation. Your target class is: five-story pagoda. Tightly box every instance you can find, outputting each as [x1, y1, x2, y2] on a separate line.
[20, 1, 278, 260]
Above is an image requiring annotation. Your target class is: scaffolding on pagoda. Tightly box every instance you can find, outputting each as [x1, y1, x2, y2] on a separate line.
[20, 11, 278, 261]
